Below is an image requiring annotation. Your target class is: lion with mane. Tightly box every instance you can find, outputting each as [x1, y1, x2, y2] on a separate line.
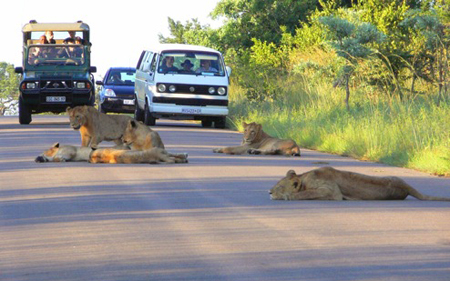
[67, 105, 132, 149]
[213, 122, 300, 156]
[270, 167, 450, 201]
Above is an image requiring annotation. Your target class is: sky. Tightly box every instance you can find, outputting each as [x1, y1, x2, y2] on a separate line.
[0, 0, 223, 78]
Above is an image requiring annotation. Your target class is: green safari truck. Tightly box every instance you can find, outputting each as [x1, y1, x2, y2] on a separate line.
[15, 20, 97, 124]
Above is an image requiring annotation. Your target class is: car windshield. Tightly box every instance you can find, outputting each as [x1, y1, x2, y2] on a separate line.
[158, 51, 225, 76]
[27, 45, 85, 66]
[106, 70, 135, 86]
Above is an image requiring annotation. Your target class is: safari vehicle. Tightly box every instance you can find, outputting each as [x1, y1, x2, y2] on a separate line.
[15, 20, 97, 124]
[134, 44, 230, 128]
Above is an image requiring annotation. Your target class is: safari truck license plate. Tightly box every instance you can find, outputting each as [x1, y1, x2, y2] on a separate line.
[46, 96, 66, 102]
[182, 108, 201, 114]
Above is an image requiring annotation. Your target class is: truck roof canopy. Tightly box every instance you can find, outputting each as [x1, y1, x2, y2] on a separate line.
[22, 21, 90, 32]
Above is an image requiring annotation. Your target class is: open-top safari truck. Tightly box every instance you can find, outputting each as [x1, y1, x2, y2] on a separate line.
[15, 20, 97, 124]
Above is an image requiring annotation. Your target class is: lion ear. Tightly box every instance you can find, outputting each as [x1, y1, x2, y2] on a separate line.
[52, 142, 60, 148]
[66, 107, 72, 113]
[243, 122, 248, 127]
[130, 120, 137, 128]
[286, 170, 297, 178]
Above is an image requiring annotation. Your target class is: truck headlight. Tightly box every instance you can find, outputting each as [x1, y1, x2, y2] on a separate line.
[26, 82, 36, 89]
[75, 82, 86, 89]
[169, 85, 176, 92]
[208, 87, 215, 94]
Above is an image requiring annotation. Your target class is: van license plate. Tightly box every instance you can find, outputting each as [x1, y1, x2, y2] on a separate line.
[123, 99, 134, 105]
[46, 96, 66, 102]
[182, 108, 201, 114]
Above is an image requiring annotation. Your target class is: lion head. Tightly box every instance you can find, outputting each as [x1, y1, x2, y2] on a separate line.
[35, 142, 60, 162]
[67, 106, 90, 130]
[242, 122, 264, 144]
[269, 170, 303, 200]
[122, 120, 140, 146]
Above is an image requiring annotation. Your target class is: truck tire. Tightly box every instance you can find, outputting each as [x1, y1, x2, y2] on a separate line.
[18, 98, 32, 125]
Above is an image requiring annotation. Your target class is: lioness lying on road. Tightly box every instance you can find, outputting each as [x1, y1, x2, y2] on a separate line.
[213, 122, 300, 156]
[122, 120, 165, 150]
[270, 167, 450, 201]
[67, 105, 132, 149]
[35, 143, 188, 164]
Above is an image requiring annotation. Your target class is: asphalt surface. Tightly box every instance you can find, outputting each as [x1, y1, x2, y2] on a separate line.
[1, 115, 449, 281]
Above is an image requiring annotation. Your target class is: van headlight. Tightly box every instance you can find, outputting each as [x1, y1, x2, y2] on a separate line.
[157, 84, 166, 92]
[208, 87, 215, 94]
[218, 87, 226, 95]
[169, 85, 177, 92]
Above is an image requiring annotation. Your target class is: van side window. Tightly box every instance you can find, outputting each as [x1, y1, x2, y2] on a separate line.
[150, 55, 158, 73]
[142, 52, 153, 72]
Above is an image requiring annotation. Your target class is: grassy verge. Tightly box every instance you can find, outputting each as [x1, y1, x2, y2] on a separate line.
[227, 73, 450, 176]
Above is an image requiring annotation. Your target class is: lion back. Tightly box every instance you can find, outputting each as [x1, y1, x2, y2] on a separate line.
[85, 106, 132, 141]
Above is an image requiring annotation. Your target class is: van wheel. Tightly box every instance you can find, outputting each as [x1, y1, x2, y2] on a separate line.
[134, 99, 145, 122]
[201, 119, 212, 128]
[144, 103, 155, 126]
[18, 98, 32, 125]
[214, 117, 226, 129]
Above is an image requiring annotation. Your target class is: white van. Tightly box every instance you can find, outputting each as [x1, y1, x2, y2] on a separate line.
[134, 44, 230, 128]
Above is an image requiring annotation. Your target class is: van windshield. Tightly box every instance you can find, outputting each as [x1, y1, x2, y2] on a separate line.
[158, 51, 225, 76]
[27, 45, 85, 66]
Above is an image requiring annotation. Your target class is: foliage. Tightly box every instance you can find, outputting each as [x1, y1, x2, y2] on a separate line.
[0, 62, 20, 115]
[211, 0, 321, 49]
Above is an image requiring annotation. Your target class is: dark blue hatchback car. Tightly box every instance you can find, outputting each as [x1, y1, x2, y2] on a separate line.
[96, 67, 136, 114]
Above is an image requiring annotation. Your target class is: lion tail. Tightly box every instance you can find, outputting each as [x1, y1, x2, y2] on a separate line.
[406, 185, 450, 201]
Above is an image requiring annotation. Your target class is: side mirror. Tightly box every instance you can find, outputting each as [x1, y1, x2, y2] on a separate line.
[226, 66, 232, 77]
[15, 67, 23, 74]
[90, 66, 97, 73]
[95, 81, 103, 85]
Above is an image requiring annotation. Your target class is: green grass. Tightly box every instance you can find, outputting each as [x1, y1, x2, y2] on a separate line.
[227, 71, 450, 176]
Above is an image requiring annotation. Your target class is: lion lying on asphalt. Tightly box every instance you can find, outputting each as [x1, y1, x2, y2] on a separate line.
[213, 122, 300, 156]
[122, 120, 165, 150]
[270, 167, 450, 201]
[67, 105, 133, 149]
[35, 143, 188, 164]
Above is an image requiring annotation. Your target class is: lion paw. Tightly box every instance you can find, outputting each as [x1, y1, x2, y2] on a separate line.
[247, 149, 261, 155]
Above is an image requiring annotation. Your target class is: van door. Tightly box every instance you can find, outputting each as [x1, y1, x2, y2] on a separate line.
[135, 51, 153, 109]
[144, 53, 158, 107]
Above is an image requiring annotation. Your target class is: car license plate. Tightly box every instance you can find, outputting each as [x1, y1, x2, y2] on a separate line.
[46, 96, 66, 102]
[182, 108, 201, 114]
[123, 99, 134, 105]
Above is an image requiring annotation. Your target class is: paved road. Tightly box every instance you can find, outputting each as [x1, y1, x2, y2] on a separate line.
[1, 115, 449, 281]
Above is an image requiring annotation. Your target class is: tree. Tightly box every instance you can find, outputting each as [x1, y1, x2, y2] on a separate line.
[319, 16, 386, 110]
[0, 62, 20, 115]
[211, 0, 320, 49]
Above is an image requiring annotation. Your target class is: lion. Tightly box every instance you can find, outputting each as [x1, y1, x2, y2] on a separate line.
[122, 120, 165, 150]
[67, 105, 133, 149]
[89, 147, 187, 164]
[35, 142, 94, 162]
[270, 167, 450, 201]
[213, 122, 300, 156]
[35, 143, 188, 164]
